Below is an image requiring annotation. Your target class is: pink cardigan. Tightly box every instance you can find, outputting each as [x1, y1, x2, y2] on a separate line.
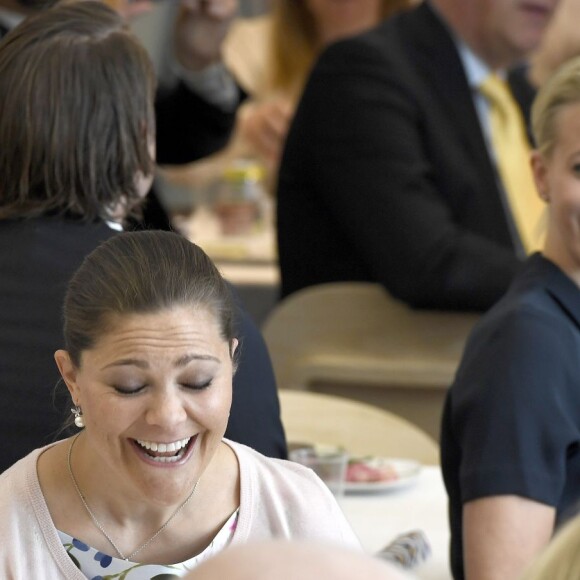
[0, 439, 360, 578]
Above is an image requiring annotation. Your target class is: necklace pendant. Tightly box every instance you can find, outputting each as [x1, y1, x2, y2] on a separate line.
[67, 433, 199, 564]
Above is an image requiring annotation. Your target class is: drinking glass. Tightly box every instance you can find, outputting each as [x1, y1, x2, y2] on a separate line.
[289, 447, 348, 497]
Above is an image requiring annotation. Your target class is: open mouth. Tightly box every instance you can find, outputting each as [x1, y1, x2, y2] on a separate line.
[133, 435, 195, 464]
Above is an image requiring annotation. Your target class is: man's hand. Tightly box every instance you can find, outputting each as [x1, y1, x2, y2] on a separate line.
[239, 98, 294, 169]
[174, 0, 238, 72]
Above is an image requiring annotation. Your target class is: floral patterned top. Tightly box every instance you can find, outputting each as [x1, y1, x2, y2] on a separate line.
[57, 509, 239, 580]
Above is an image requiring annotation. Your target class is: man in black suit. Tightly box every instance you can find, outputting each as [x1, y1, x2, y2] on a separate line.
[276, 0, 559, 312]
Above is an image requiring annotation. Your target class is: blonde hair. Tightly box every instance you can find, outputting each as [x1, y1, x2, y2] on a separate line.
[532, 55, 580, 157]
[520, 515, 580, 580]
[269, 0, 410, 95]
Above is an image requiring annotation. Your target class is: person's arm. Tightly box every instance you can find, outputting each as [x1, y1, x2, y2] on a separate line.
[277, 36, 520, 311]
[443, 303, 578, 579]
[463, 496, 555, 580]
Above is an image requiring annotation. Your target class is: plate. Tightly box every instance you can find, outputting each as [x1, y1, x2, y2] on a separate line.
[344, 457, 422, 494]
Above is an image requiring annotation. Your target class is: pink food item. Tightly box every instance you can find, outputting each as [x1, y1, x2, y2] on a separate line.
[346, 459, 399, 483]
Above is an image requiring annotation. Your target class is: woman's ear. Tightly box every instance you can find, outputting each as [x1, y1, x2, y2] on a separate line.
[54, 350, 81, 404]
[531, 150, 550, 202]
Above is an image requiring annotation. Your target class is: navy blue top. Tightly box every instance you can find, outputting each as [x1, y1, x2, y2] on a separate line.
[441, 254, 580, 580]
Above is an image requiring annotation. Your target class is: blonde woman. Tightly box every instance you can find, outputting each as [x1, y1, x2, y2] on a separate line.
[441, 55, 580, 580]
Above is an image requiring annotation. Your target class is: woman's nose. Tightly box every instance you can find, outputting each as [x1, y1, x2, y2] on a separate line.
[145, 388, 188, 427]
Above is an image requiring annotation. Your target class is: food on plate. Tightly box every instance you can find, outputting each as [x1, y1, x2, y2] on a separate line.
[346, 458, 399, 483]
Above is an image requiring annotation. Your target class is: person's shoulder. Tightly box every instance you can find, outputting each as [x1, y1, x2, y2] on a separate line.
[0, 448, 41, 511]
[463, 292, 567, 371]
[313, 5, 430, 83]
[227, 441, 360, 548]
[0, 216, 115, 272]
[475, 266, 574, 343]
[452, 260, 580, 397]
[319, 17, 397, 66]
[0, 215, 114, 240]
[227, 440, 329, 494]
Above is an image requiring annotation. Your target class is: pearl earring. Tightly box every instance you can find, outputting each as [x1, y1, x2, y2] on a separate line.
[71, 406, 85, 429]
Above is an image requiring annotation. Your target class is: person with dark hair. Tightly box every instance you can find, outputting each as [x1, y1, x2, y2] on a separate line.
[144, 0, 244, 230]
[441, 55, 580, 580]
[0, 0, 286, 474]
[0, 228, 360, 578]
[0, 0, 243, 230]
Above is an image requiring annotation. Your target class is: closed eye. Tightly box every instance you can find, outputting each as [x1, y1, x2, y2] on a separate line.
[182, 379, 213, 391]
[113, 385, 146, 395]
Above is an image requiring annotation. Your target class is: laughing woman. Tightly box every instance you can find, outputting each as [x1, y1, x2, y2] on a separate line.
[0, 230, 359, 578]
[0, 0, 287, 472]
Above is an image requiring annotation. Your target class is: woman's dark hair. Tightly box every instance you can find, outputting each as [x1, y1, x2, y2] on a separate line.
[0, 1, 156, 221]
[63, 231, 237, 367]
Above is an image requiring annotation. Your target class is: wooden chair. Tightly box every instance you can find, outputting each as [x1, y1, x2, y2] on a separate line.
[278, 390, 439, 465]
[262, 283, 479, 440]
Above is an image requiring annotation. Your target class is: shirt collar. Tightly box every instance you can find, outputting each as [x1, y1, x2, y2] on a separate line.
[105, 220, 124, 232]
[455, 37, 495, 90]
[521, 254, 580, 330]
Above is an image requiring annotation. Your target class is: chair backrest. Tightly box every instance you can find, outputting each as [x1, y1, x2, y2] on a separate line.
[262, 282, 478, 390]
[278, 390, 439, 465]
[262, 282, 479, 440]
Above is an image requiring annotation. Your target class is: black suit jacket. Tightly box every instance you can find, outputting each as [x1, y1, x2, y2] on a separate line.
[277, 2, 526, 311]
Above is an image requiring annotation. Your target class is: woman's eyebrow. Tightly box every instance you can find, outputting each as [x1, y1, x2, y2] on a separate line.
[102, 358, 149, 370]
[174, 353, 220, 367]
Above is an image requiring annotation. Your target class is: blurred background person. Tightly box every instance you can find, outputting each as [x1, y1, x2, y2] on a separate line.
[441, 54, 580, 580]
[161, 0, 413, 201]
[528, 0, 580, 88]
[276, 0, 560, 310]
[0, 224, 359, 576]
[184, 540, 412, 580]
[0, 0, 285, 474]
[224, 0, 413, 174]
[0, 0, 245, 232]
[520, 513, 580, 580]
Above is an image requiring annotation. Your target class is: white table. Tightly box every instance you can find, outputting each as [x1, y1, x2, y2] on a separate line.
[182, 205, 280, 325]
[340, 466, 451, 580]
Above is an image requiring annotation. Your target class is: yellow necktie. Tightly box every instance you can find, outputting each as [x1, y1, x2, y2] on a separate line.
[479, 74, 545, 253]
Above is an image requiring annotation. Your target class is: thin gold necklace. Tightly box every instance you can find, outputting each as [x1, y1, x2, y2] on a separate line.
[67, 433, 199, 561]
